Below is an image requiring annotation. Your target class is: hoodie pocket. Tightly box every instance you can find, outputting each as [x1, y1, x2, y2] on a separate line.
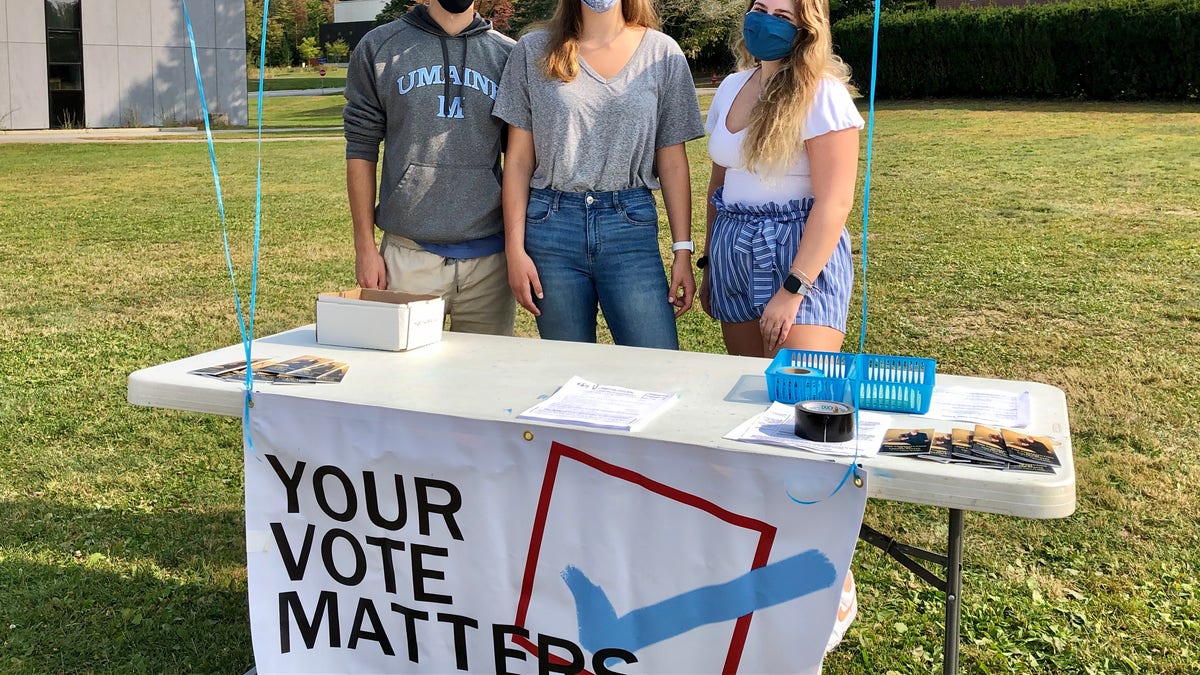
[377, 163, 502, 241]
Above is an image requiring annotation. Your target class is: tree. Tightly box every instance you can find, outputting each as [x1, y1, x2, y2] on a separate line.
[307, 0, 334, 26]
[509, 0, 556, 34]
[246, 0, 265, 66]
[376, 0, 417, 25]
[658, 0, 740, 72]
[298, 36, 322, 63]
[479, 0, 515, 33]
[247, 0, 337, 67]
[378, 0, 516, 33]
[325, 38, 351, 63]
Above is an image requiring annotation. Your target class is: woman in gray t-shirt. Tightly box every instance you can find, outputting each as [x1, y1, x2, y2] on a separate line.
[492, 0, 705, 349]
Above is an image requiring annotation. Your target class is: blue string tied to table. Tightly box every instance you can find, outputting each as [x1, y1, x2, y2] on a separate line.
[182, 0, 270, 455]
[787, 0, 881, 505]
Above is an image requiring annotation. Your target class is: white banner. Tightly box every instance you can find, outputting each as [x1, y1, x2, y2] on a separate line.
[246, 392, 869, 674]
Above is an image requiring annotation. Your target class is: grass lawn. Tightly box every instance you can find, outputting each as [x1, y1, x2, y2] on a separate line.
[246, 92, 716, 130]
[248, 65, 347, 92]
[1, 99, 1198, 673]
[242, 65, 715, 93]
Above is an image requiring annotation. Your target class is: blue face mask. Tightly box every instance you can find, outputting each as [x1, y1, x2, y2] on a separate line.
[742, 11, 798, 62]
[582, 0, 619, 13]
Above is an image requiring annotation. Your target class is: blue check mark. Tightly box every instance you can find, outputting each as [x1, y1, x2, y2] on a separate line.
[562, 550, 836, 654]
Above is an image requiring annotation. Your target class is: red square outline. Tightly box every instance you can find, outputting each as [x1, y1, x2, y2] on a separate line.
[512, 441, 778, 674]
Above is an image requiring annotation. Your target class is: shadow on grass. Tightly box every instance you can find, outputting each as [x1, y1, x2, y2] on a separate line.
[281, 103, 347, 121]
[0, 500, 251, 673]
[0, 498, 246, 570]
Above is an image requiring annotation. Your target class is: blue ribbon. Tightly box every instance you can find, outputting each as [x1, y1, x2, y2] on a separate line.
[860, 0, 881, 356]
[788, 0, 881, 505]
[182, 0, 270, 454]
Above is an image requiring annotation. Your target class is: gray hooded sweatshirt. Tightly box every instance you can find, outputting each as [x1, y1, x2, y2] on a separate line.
[344, 7, 514, 244]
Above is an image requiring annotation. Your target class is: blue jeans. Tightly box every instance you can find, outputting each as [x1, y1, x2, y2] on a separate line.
[524, 187, 679, 349]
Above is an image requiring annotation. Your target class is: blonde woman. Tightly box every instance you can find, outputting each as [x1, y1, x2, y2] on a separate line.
[698, 0, 864, 358]
[492, 0, 704, 348]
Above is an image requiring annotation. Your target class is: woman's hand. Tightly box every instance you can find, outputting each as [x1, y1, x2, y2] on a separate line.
[760, 290, 804, 352]
[669, 259, 696, 318]
[507, 249, 542, 316]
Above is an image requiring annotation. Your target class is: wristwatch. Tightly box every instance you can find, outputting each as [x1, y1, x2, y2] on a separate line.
[782, 273, 809, 296]
[671, 240, 695, 253]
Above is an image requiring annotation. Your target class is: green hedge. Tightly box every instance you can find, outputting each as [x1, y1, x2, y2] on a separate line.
[833, 0, 1200, 99]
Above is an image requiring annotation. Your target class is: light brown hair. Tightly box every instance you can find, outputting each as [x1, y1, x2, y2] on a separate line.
[535, 0, 660, 82]
[733, 0, 857, 177]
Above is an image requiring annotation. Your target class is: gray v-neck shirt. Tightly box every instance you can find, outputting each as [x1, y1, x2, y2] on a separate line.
[493, 29, 704, 193]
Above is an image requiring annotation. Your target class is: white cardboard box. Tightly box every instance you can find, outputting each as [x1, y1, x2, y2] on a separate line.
[316, 289, 444, 351]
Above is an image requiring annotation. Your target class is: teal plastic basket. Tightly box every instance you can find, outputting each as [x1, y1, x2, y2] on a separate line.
[763, 349, 857, 405]
[765, 350, 937, 414]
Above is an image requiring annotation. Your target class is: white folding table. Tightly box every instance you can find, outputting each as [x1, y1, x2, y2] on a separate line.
[128, 326, 1075, 674]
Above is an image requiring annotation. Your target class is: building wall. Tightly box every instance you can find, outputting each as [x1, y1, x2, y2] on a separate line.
[334, 0, 385, 24]
[2, 0, 51, 129]
[0, 0, 246, 130]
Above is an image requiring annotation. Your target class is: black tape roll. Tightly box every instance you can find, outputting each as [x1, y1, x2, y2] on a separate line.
[794, 400, 855, 443]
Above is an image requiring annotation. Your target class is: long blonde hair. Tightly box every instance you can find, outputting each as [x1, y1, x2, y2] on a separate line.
[733, 0, 856, 177]
[535, 0, 660, 82]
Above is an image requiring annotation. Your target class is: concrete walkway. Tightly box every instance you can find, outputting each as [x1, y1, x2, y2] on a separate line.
[0, 126, 343, 143]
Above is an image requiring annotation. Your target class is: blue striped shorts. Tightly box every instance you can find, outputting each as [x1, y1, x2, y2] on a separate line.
[707, 187, 853, 330]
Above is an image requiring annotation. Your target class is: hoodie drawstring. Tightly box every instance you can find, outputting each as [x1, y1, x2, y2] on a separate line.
[437, 34, 469, 116]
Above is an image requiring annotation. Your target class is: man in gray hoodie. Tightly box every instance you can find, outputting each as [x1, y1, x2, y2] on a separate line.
[345, 0, 516, 335]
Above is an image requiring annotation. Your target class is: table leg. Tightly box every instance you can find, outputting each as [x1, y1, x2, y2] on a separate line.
[858, 509, 966, 674]
[943, 508, 964, 675]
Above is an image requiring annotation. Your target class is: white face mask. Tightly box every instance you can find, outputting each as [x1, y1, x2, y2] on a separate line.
[582, 0, 619, 13]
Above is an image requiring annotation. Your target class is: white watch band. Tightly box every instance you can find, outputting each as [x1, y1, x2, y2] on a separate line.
[671, 240, 695, 253]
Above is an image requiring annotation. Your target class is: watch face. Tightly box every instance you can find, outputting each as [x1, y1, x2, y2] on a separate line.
[783, 273, 803, 294]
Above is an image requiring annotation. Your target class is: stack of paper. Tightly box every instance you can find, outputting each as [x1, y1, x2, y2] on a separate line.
[725, 402, 890, 457]
[924, 386, 1031, 428]
[188, 356, 349, 384]
[517, 376, 678, 432]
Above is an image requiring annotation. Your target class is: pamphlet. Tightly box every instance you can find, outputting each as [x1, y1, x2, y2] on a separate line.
[879, 428, 933, 456]
[516, 376, 679, 432]
[187, 358, 273, 378]
[1001, 428, 1062, 468]
[189, 355, 349, 385]
[919, 432, 965, 463]
[285, 358, 349, 383]
[880, 424, 1060, 473]
[950, 427, 975, 460]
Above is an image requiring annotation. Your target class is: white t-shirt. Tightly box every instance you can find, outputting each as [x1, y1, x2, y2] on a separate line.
[706, 69, 864, 206]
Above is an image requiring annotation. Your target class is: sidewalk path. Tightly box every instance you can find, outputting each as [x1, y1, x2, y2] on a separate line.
[0, 127, 343, 143]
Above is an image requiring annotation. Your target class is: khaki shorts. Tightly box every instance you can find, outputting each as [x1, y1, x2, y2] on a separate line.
[380, 233, 515, 336]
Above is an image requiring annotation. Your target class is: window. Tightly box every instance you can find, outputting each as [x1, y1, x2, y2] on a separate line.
[45, 0, 84, 128]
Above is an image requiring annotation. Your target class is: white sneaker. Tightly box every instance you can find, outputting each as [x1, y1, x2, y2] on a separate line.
[825, 569, 857, 652]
